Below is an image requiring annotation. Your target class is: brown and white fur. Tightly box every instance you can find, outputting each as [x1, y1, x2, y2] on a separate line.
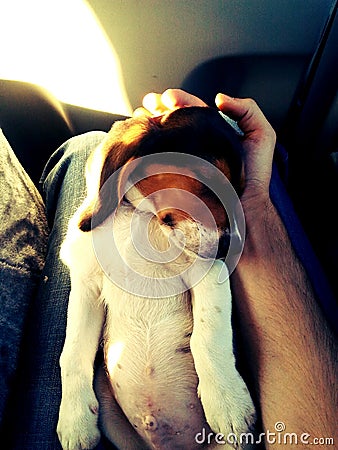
[57, 107, 256, 450]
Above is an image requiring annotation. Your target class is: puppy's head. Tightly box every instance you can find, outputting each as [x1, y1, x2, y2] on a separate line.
[79, 106, 244, 258]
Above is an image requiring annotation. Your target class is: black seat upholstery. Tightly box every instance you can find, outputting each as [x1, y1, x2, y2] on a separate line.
[182, 54, 311, 138]
[0, 79, 127, 186]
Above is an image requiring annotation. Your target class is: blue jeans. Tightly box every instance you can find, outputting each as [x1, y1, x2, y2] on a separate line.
[2, 132, 336, 449]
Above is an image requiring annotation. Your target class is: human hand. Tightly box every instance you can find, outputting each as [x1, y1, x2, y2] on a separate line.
[215, 94, 276, 200]
[133, 89, 207, 117]
[135, 89, 276, 201]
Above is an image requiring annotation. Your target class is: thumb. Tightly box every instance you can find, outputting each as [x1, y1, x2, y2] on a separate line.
[215, 94, 275, 140]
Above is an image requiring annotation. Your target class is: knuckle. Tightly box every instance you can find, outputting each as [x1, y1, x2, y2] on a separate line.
[243, 97, 258, 109]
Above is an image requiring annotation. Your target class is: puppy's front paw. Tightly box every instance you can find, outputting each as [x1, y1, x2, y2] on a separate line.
[199, 373, 256, 448]
[57, 390, 101, 450]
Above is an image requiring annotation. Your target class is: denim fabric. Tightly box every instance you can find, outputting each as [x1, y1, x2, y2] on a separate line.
[1, 131, 336, 449]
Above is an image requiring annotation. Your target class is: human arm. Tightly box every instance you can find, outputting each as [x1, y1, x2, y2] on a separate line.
[230, 182, 337, 447]
[139, 89, 337, 447]
[215, 93, 336, 447]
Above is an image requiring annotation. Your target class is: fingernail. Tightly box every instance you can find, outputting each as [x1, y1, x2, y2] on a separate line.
[216, 93, 234, 101]
[161, 90, 177, 108]
[142, 93, 157, 111]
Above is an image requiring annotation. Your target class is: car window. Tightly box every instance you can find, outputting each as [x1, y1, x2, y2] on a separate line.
[0, 0, 132, 115]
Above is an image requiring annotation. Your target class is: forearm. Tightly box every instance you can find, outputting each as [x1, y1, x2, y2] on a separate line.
[232, 193, 337, 447]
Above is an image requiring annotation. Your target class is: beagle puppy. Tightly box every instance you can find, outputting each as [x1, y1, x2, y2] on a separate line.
[57, 107, 256, 450]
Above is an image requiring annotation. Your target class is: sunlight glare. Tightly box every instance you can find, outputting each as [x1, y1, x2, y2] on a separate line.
[0, 0, 132, 115]
[106, 341, 125, 374]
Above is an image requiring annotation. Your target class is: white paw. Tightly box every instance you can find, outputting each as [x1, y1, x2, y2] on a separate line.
[57, 390, 101, 450]
[199, 372, 256, 448]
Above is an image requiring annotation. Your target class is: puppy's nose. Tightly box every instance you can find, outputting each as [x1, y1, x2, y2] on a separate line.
[157, 209, 188, 227]
[159, 212, 175, 227]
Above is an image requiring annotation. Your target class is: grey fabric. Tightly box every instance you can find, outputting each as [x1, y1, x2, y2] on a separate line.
[0, 129, 48, 420]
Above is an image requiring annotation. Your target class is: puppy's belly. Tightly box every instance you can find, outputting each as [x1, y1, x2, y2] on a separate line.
[103, 293, 211, 449]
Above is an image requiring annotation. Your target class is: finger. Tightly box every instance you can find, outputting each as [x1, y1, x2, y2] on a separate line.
[142, 92, 168, 116]
[161, 89, 208, 109]
[132, 107, 153, 118]
[215, 94, 275, 139]
[142, 89, 208, 116]
[216, 94, 276, 189]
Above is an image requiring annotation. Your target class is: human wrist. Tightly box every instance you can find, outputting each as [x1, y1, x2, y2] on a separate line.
[240, 185, 272, 225]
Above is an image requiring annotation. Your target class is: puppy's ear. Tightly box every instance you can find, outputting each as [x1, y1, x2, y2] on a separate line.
[78, 204, 96, 232]
[116, 157, 137, 204]
[77, 143, 108, 232]
[78, 156, 137, 232]
[78, 117, 152, 232]
[77, 139, 122, 232]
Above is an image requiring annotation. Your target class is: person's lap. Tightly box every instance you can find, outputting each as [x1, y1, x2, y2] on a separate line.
[0, 129, 335, 449]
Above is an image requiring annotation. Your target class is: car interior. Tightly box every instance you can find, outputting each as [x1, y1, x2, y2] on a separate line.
[0, 1, 337, 448]
[1, 0, 337, 302]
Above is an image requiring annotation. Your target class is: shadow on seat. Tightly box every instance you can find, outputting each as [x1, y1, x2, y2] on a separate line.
[0, 79, 127, 186]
